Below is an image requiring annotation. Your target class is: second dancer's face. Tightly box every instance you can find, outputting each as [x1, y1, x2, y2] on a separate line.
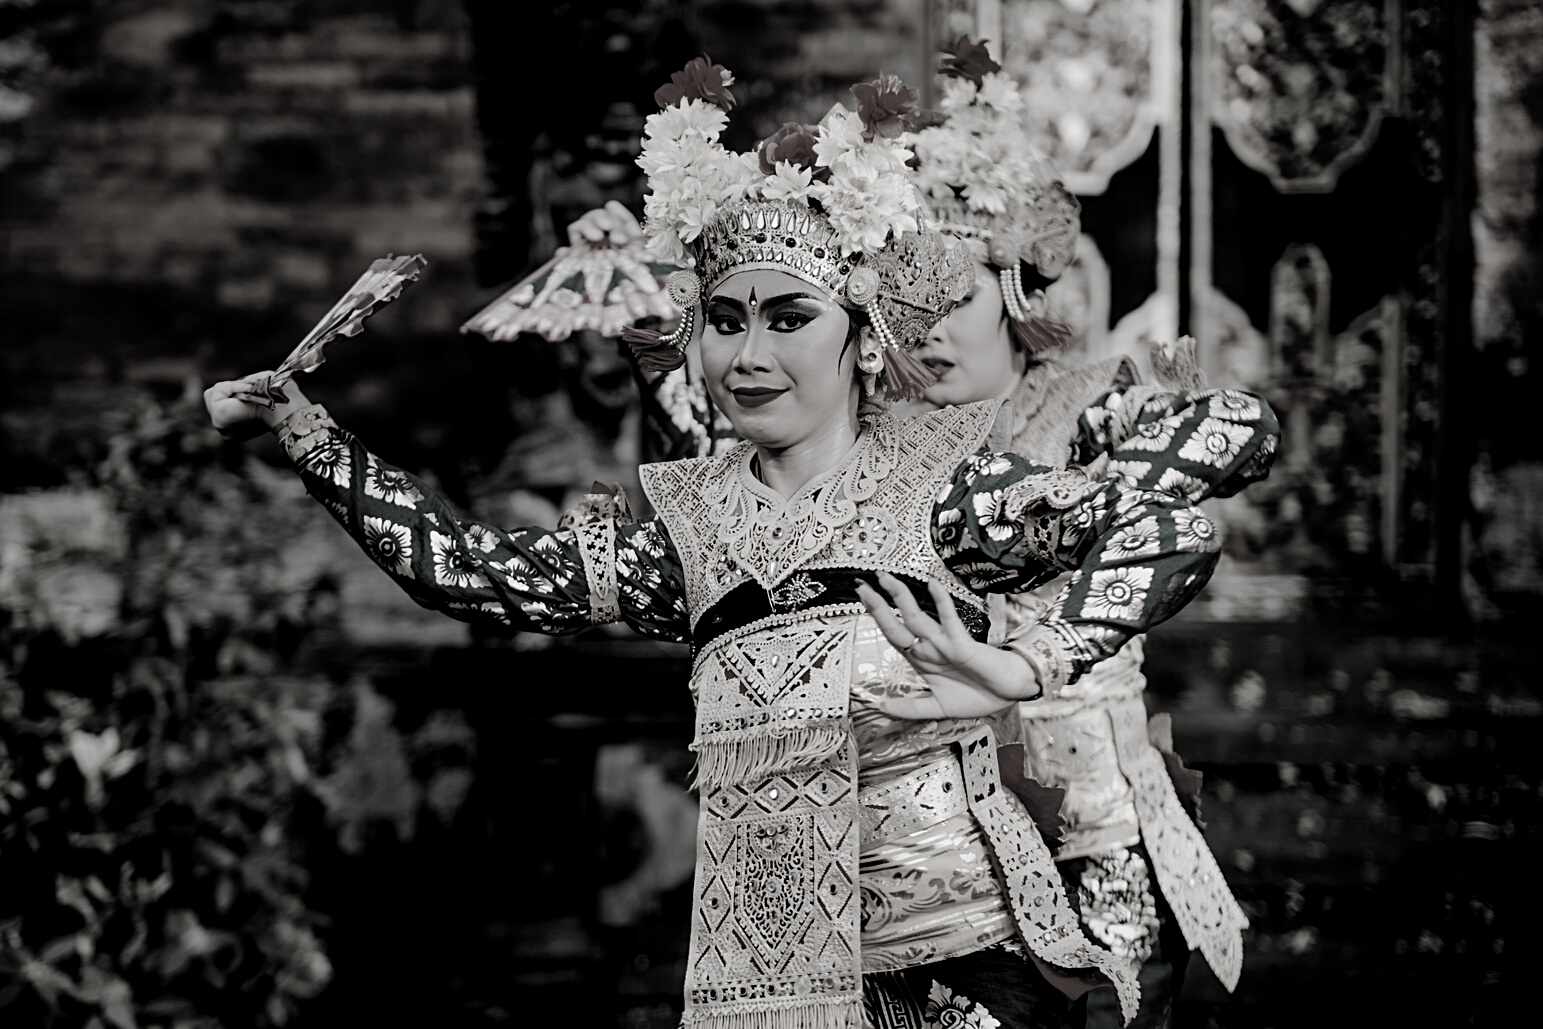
[914, 261, 1023, 408]
[699, 269, 858, 450]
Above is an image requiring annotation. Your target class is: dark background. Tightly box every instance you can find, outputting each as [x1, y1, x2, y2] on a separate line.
[0, 2, 1540, 1028]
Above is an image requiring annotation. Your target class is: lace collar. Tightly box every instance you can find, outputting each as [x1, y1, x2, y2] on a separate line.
[710, 412, 901, 586]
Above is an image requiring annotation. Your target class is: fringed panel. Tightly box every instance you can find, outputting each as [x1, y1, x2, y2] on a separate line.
[682, 996, 863, 1029]
[691, 725, 849, 792]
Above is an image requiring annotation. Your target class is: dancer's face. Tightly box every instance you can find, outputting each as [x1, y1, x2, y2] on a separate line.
[914, 261, 1022, 407]
[700, 269, 858, 449]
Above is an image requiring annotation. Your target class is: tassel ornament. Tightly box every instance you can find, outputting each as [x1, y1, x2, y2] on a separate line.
[862, 302, 939, 401]
[620, 269, 702, 372]
[1000, 263, 1073, 354]
[878, 342, 939, 401]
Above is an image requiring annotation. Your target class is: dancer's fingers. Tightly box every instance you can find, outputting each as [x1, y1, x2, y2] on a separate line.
[870, 694, 947, 721]
[602, 200, 640, 240]
[856, 582, 920, 651]
[569, 207, 610, 245]
[873, 683, 1015, 721]
[928, 581, 970, 640]
[876, 573, 946, 647]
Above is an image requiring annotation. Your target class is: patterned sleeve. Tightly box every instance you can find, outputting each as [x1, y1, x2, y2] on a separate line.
[1071, 386, 1280, 501]
[633, 361, 739, 461]
[272, 405, 688, 642]
[933, 447, 1234, 695]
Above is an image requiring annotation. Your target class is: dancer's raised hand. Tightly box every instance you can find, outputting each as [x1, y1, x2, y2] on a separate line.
[855, 572, 1042, 720]
[567, 200, 642, 248]
[203, 373, 310, 439]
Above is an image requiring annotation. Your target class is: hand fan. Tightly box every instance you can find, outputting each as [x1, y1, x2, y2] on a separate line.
[460, 237, 679, 343]
[238, 253, 428, 408]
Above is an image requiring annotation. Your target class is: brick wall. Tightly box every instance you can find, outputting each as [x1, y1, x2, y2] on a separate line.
[1, 0, 496, 495]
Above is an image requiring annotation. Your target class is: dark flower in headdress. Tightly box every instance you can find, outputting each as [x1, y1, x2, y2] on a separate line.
[940, 34, 1001, 87]
[758, 122, 831, 181]
[851, 74, 920, 141]
[654, 55, 737, 111]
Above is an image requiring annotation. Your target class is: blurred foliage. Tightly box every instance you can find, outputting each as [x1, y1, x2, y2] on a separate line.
[0, 384, 473, 1028]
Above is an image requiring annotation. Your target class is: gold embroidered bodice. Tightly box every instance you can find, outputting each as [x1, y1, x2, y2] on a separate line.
[638, 402, 1002, 627]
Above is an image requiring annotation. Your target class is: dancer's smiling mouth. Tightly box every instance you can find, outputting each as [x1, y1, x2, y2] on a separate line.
[730, 386, 788, 408]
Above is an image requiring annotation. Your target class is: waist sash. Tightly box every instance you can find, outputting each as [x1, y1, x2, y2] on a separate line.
[1107, 694, 1248, 991]
[692, 569, 988, 654]
[683, 723, 1140, 1027]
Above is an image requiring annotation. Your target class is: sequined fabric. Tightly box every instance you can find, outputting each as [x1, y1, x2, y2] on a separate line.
[273, 386, 1275, 1023]
[996, 368, 1276, 994]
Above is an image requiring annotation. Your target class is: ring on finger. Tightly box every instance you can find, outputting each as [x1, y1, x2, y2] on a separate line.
[900, 635, 921, 654]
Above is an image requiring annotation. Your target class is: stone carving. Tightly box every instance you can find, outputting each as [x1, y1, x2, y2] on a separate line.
[1403, 0, 1448, 184]
[1395, 237, 1443, 569]
[1207, 0, 1391, 192]
[994, 0, 1175, 194]
[1267, 242, 1331, 383]
[1208, 240, 1402, 582]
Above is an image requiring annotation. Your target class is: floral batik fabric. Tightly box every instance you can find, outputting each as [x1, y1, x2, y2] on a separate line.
[634, 361, 740, 462]
[861, 944, 1085, 1029]
[992, 384, 1280, 693]
[273, 404, 689, 640]
[1003, 378, 1278, 998]
[273, 393, 1276, 1028]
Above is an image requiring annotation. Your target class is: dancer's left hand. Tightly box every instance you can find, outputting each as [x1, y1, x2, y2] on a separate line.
[855, 573, 1042, 720]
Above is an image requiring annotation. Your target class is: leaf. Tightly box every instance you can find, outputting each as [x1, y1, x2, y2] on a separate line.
[313, 681, 420, 853]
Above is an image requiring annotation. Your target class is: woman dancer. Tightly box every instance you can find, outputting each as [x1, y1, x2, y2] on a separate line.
[904, 37, 1255, 1028]
[206, 60, 1277, 1029]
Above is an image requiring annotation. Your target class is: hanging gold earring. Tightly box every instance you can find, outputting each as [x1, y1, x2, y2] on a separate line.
[857, 342, 885, 375]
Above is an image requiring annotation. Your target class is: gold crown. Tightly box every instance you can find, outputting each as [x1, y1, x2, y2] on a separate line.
[692, 200, 855, 296]
[930, 183, 1081, 279]
[862, 220, 974, 350]
[688, 199, 970, 351]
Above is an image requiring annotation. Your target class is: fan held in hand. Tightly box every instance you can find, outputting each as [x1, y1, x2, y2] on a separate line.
[459, 235, 680, 344]
[237, 253, 428, 408]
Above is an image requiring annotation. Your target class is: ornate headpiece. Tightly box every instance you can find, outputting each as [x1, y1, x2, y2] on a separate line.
[908, 36, 1081, 352]
[620, 57, 972, 399]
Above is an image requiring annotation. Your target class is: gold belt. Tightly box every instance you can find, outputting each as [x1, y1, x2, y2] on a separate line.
[858, 756, 970, 852]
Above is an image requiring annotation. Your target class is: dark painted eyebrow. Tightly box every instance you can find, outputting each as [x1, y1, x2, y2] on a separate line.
[707, 292, 819, 313]
[762, 292, 819, 309]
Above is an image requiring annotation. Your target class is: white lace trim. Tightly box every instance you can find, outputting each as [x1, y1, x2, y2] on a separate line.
[1108, 696, 1248, 990]
[557, 486, 634, 625]
[641, 401, 1005, 630]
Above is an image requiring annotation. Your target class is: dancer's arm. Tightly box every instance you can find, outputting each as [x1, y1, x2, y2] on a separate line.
[878, 390, 1279, 715]
[1005, 387, 1280, 694]
[567, 202, 735, 461]
[204, 377, 688, 641]
[634, 362, 728, 461]
[1072, 385, 1280, 501]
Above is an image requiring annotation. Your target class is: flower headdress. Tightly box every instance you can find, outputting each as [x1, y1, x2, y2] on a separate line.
[622, 58, 972, 399]
[908, 36, 1081, 353]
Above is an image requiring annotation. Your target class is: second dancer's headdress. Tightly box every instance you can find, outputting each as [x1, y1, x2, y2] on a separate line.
[622, 57, 972, 400]
[908, 36, 1082, 353]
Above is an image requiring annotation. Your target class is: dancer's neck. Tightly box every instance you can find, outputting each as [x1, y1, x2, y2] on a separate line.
[753, 410, 861, 499]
